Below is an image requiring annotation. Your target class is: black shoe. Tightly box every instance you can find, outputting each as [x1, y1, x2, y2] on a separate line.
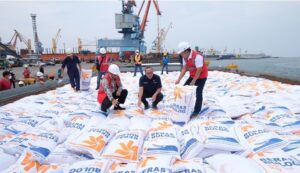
[114, 105, 126, 110]
[152, 104, 158, 109]
[144, 105, 150, 110]
[190, 113, 199, 119]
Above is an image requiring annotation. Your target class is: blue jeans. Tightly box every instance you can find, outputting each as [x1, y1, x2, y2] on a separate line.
[134, 64, 143, 76]
[96, 71, 106, 89]
[184, 77, 207, 115]
[161, 64, 168, 74]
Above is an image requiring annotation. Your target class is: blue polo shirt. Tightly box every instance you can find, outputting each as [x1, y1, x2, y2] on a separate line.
[62, 55, 81, 73]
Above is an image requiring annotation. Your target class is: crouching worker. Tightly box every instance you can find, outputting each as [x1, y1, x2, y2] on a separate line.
[137, 66, 163, 109]
[97, 64, 128, 114]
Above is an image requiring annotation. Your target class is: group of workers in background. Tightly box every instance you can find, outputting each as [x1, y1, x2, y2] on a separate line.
[1, 41, 207, 119]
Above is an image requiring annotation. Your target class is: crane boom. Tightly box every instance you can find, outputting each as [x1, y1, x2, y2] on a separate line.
[52, 28, 61, 53]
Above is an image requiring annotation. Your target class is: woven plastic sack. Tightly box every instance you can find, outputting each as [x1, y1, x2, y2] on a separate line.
[0, 149, 18, 172]
[3, 151, 40, 173]
[102, 130, 145, 162]
[108, 162, 138, 173]
[37, 164, 64, 173]
[137, 155, 175, 173]
[80, 69, 93, 91]
[172, 158, 205, 173]
[143, 120, 180, 157]
[66, 126, 116, 158]
[249, 151, 300, 173]
[64, 159, 112, 173]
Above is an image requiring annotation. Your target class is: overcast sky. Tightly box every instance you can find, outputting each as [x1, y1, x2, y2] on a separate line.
[0, 0, 300, 57]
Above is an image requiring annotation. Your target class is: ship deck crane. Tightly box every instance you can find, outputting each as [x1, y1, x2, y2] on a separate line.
[8, 29, 32, 53]
[138, 0, 161, 40]
[52, 28, 61, 54]
[152, 22, 172, 52]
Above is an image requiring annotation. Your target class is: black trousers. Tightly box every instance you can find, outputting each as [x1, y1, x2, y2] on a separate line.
[101, 89, 128, 112]
[141, 92, 163, 107]
[184, 77, 207, 114]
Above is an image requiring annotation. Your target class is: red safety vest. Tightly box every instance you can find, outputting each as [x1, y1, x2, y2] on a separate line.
[185, 50, 208, 79]
[97, 73, 121, 104]
[97, 55, 111, 72]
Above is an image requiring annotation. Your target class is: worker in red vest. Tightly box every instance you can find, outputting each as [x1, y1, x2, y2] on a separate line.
[95, 47, 111, 90]
[97, 64, 128, 115]
[175, 41, 208, 118]
[23, 65, 31, 79]
[0, 71, 11, 91]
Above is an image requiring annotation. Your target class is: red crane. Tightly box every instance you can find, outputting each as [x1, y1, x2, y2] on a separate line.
[138, 0, 161, 39]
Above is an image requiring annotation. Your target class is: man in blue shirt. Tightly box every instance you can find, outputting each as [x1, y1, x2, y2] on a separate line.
[137, 66, 163, 109]
[161, 51, 169, 74]
[61, 48, 82, 91]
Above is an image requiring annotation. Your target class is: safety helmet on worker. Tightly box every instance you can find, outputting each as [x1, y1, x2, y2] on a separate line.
[18, 81, 24, 87]
[108, 64, 121, 75]
[135, 50, 139, 53]
[24, 64, 28, 68]
[163, 51, 168, 56]
[36, 72, 43, 77]
[99, 48, 106, 54]
[66, 48, 73, 55]
[177, 41, 191, 54]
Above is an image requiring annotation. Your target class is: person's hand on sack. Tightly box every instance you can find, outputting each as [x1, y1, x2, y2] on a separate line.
[116, 90, 121, 96]
[190, 80, 196, 86]
[112, 99, 119, 106]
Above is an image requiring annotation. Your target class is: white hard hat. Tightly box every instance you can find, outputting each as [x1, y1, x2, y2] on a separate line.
[66, 48, 73, 55]
[36, 72, 43, 77]
[135, 50, 139, 53]
[108, 64, 121, 75]
[177, 41, 191, 54]
[24, 64, 28, 68]
[99, 48, 106, 54]
[18, 81, 24, 86]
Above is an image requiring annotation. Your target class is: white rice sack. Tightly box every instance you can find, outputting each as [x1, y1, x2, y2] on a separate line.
[249, 151, 300, 173]
[206, 153, 263, 173]
[179, 122, 204, 159]
[235, 123, 288, 152]
[64, 159, 112, 173]
[104, 116, 131, 132]
[108, 162, 138, 173]
[172, 158, 205, 173]
[0, 133, 15, 146]
[145, 109, 168, 119]
[66, 126, 116, 159]
[1, 132, 37, 156]
[0, 149, 18, 172]
[37, 117, 65, 132]
[143, 120, 180, 157]
[3, 151, 40, 173]
[63, 114, 90, 140]
[43, 144, 87, 165]
[80, 69, 93, 91]
[137, 155, 175, 173]
[125, 107, 146, 117]
[262, 106, 300, 132]
[288, 147, 300, 162]
[38, 164, 64, 173]
[225, 104, 251, 119]
[108, 110, 128, 119]
[129, 116, 151, 132]
[200, 120, 244, 152]
[102, 130, 145, 162]
[25, 129, 61, 163]
[197, 148, 231, 158]
[3, 116, 50, 135]
[279, 133, 300, 153]
[168, 85, 196, 124]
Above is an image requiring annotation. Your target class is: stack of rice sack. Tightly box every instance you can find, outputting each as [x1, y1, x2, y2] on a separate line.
[0, 71, 299, 173]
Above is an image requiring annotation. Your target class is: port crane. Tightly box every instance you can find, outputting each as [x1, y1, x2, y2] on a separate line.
[8, 29, 32, 53]
[52, 28, 61, 54]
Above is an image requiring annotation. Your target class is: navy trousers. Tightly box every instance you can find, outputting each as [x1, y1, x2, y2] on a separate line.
[68, 71, 80, 91]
